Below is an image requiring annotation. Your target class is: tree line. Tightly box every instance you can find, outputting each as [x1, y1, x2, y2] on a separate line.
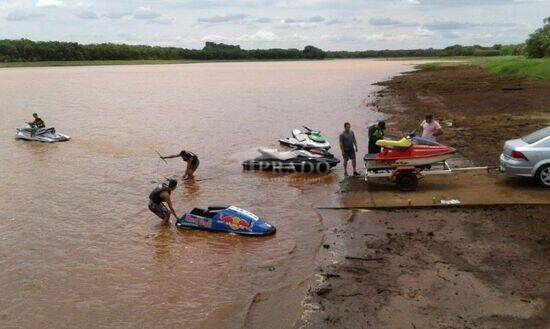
[0, 18, 548, 62]
[0, 39, 523, 62]
[0, 40, 327, 62]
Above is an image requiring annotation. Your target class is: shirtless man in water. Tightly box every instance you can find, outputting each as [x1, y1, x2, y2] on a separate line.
[148, 179, 179, 225]
[161, 150, 200, 180]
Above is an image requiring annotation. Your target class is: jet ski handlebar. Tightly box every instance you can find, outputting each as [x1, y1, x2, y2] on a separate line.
[302, 125, 321, 134]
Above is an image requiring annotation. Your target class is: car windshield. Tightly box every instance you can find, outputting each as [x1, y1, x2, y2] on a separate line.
[521, 127, 550, 145]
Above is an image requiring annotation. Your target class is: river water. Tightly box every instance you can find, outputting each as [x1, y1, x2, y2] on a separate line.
[0, 59, 414, 328]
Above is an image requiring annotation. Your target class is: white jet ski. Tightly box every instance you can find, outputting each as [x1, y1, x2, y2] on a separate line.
[15, 124, 70, 143]
[242, 148, 339, 173]
[279, 126, 331, 150]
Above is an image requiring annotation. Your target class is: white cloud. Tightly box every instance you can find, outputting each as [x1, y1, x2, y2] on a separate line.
[36, 0, 64, 8]
[104, 11, 131, 19]
[415, 28, 435, 37]
[76, 10, 99, 20]
[147, 17, 174, 25]
[133, 7, 162, 20]
[7, 10, 44, 21]
[198, 13, 248, 23]
[201, 30, 281, 43]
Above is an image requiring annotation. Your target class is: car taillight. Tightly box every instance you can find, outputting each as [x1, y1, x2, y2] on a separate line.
[511, 151, 528, 161]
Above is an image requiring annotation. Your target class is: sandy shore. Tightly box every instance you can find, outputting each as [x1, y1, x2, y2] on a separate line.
[299, 64, 550, 328]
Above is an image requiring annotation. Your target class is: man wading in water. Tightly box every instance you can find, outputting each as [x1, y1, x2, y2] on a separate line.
[161, 150, 200, 180]
[149, 179, 179, 225]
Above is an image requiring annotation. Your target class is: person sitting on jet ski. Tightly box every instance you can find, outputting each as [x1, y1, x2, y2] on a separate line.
[148, 179, 179, 226]
[28, 113, 46, 129]
[161, 150, 200, 180]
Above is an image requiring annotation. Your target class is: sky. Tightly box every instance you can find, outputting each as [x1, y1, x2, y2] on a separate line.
[1, 0, 549, 50]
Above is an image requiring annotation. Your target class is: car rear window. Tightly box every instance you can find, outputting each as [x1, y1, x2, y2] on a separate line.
[521, 127, 550, 144]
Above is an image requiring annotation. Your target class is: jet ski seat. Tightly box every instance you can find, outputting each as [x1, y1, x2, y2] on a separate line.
[292, 129, 307, 142]
[376, 138, 412, 150]
[258, 148, 300, 161]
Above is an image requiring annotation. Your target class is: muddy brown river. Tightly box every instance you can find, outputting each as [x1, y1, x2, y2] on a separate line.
[0, 60, 414, 328]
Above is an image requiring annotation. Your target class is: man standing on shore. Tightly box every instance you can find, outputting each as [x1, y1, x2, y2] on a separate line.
[368, 121, 386, 154]
[339, 122, 359, 177]
[420, 114, 443, 141]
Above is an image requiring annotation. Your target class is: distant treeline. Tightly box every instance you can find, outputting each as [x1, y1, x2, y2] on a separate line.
[327, 44, 525, 58]
[0, 39, 527, 62]
[0, 40, 327, 62]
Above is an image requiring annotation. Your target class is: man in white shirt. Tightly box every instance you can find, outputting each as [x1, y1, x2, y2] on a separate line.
[420, 113, 443, 141]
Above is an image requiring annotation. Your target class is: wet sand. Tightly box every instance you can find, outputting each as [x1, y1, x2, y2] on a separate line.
[301, 64, 550, 328]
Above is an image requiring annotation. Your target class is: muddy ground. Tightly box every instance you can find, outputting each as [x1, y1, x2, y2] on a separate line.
[299, 64, 550, 328]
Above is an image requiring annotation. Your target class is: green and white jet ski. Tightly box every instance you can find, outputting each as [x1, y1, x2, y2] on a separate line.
[279, 126, 330, 150]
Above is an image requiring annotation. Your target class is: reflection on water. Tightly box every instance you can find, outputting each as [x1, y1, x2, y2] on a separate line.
[0, 59, 415, 328]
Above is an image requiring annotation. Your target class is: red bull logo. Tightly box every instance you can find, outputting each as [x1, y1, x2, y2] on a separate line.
[220, 215, 251, 231]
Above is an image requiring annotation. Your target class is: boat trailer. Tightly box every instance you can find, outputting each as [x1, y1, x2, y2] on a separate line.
[364, 162, 488, 191]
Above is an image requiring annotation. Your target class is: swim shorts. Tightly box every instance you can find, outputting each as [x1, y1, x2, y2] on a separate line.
[343, 149, 356, 162]
[190, 157, 200, 171]
[148, 200, 169, 219]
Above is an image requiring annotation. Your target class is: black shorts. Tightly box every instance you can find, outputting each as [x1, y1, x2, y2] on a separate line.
[343, 149, 356, 161]
[189, 157, 200, 171]
[149, 201, 169, 219]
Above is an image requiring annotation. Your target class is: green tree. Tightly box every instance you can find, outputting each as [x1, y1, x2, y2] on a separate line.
[303, 45, 326, 59]
[526, 17, 550, 58]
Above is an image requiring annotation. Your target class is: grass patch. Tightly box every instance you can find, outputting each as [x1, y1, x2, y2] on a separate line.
[415, 61, 469, 70]
[415, 56, 550, 81]
[476, 56, 550, 81]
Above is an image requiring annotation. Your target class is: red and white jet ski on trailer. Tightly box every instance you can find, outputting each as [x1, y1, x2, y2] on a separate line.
[363, 137, 457, 191]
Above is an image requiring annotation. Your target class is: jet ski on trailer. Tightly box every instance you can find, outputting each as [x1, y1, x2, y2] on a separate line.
[15, 124, 70, 143]
[242, 148, 339, 173]
[364, 137, 456, 171]
[176, 206, 276, 236]
[279, 126, 331, 150]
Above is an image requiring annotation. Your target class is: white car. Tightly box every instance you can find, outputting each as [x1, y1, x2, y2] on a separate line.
[500, 127, 550, 187]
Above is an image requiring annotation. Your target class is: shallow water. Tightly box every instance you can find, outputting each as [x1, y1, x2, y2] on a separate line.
[0, 59, 414, 328]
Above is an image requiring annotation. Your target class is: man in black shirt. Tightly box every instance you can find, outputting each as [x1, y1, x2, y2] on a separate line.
[161, 150, 200, 180]
[148, 179, 179, 225]
[368, 121, 386, 154]
[28, 113, 46, 129]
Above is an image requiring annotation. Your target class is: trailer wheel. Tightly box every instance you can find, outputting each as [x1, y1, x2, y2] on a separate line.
[396, 172, 418, 191]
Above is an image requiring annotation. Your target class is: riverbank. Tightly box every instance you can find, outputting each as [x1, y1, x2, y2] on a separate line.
[300, 62, 550, 328]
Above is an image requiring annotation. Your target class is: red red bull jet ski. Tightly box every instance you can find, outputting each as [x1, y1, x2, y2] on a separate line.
[176, 206, 276, 236]
[364, 137, 456, 170]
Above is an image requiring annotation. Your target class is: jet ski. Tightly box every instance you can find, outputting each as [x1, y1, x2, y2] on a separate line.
[279, 126, 330, 150]
[15, 124, 70, 143]
[176, 206, 276, 236]
[407, 134, 442, 146]
[243, 148, 339, 173]
[364, 137, 456, 170]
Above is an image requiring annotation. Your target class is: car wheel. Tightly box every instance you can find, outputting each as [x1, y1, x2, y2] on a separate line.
[536, 164, 550, 188]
